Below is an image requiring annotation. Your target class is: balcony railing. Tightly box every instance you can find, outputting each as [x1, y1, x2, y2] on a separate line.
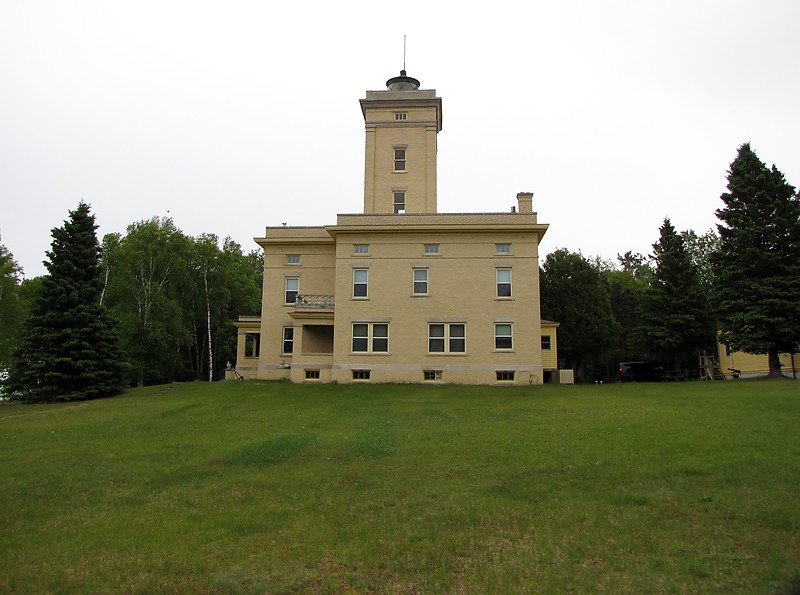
[295, 295, 335, 309]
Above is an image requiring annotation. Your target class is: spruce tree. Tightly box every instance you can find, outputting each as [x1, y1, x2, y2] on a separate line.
[640, 218, 715, 372]
[712, 143, 800, 377]
[5, 202, 126, 401]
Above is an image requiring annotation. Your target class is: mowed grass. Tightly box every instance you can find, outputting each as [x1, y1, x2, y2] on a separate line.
[1, 380, 798, 593]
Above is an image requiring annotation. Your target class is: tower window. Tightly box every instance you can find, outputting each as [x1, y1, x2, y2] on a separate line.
[393, 191, 406, 214]
[394, 113, 407, 121]
[353, 268, 368, 298]
[413, 268, 428, 295]
[497, 269, 512, 298]
[285, 277, 299, 304]
[394, 148, 406, 171]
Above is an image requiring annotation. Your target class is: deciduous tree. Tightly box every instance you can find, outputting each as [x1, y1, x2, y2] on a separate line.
[106, 218, 191, 387]
[0, 234, 23, 372]
[540, 249, 619, 381]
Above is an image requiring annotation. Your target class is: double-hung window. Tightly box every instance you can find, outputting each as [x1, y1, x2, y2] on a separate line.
[393, 191, 406, 214]
[353, 269, 368, 298]
[413, 268, 428, 295]
[394, 148, 406, 171]
[496, 269, 512, 298]
[428, 323, 466, 353]
[541, 335, 552, 351]
[282, 327, 294, 354]
[495, 323, 513, 350]
[285, 277, 299, 304]
[352, 323, 389, 353]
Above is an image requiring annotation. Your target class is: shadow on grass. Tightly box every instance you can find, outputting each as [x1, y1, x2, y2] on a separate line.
[224, 434, 316, 468]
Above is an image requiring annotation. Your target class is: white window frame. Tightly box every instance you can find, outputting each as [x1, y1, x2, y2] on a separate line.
[413, 268, 428, 295]
[351, 323, 389, 354]
[353, 268, 368, 298]
[495, 243, 511, 254]
[286, 254, 301, 264]
[541, 335, 552, 351]
[495, 323, 513, 350]
[305, 369, 320, 380]
[423, 244, 439, 255]
[423, 370, 443, 382]
[394, 112, 407, 121]
[352, 369, 371, 381]
[393, 147, 406, 172]
[393, 191, 406, 214]
[496, 370, 516, 382]
[428, 323, 466, 354]
[353, 244, 369, 255]
[497, 268, 512, 298]
[285, 277, 299, 305]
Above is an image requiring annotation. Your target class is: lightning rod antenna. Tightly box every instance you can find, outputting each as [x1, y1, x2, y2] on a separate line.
[403, 34, 407, 71]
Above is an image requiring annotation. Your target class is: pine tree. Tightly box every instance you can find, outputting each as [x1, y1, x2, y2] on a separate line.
[5, 203, 126, 401]
[712, 143, 800, 377]
[639, 219, 715, 372]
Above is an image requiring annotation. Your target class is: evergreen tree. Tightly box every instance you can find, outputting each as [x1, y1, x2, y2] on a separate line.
[601, 251, 654, 364]
[5, 203, 126, 401]
[639, 218, 715, 372]
[712, 143, 800, 377]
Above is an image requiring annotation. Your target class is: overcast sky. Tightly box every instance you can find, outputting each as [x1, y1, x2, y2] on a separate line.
[2, 0, 798, 279]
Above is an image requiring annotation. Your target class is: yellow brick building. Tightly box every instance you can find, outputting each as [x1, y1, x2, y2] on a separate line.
[233, 71, 559, 385]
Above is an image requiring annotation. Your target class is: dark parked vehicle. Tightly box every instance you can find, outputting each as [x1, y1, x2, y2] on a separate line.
[618, 361, 668, 382]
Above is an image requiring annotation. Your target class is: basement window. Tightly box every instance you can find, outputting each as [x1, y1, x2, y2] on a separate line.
[423, 370, 443, 382]
[352, 369, 371, 381]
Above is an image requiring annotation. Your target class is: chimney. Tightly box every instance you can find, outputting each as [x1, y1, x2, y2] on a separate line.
[516, 192, 533, 214]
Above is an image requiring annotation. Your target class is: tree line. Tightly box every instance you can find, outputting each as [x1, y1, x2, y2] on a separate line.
[1, 210, 262, 401]
[1, 142, 798, 399]
[541, 143, 800, 381]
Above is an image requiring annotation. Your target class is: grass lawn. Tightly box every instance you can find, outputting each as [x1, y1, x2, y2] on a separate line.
[1, 380, 798, 593]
